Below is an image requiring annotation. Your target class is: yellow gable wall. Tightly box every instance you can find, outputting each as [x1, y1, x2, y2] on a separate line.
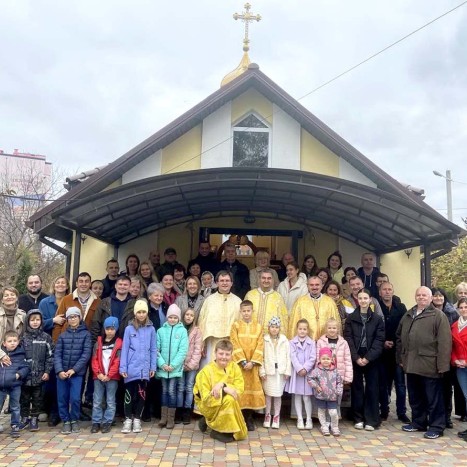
[300, 129, 340, 176]
[79, 236, 114, 281]
[231, 88, 273, 125]
[160, 124, 202, 175]
[380, 248, 421, 307]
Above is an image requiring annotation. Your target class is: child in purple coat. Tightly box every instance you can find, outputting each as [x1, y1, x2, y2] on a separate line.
[286, 319, 316, 429]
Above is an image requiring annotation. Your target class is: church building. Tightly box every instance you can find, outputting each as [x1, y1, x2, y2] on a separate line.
[28, 4, 462, 305]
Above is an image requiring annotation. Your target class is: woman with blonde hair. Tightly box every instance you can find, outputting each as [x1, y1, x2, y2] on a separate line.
[39, 276, 70, 335]
[249, 251, 279, 290]
[138, 261, 158, 289]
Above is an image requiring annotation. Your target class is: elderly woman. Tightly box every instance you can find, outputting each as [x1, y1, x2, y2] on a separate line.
[200, 271, 217, 298]
[175, 276, 205, 322]
[277, 261, 308, 313]
[0, 287, 26, 364]
[249, 251, 279, 290]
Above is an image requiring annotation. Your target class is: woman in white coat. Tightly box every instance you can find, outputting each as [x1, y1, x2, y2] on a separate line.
[277, 261, 308, 313]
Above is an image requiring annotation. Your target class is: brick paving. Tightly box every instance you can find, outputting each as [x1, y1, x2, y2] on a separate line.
[0, 412, 465, 466]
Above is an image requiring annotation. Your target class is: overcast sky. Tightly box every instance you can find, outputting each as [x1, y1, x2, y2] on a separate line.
[1, 0, 466, 226]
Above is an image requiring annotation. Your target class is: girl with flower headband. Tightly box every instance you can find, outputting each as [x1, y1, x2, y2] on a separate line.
[259, 316, 291, 429]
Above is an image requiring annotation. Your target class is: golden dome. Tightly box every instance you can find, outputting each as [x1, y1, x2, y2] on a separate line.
[221, 51, 251, 87]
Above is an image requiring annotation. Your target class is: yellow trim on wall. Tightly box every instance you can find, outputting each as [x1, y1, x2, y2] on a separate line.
[300, 128, 339, 176]
[161, 124, 202, 175]
[231, 88, 273, 125]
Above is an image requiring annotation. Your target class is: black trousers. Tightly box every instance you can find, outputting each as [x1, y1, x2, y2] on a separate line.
[142, 378, 161, 419]
[351, 360, 380, 427]
[407, 373, 445, 433]
[20, 384, 43, 418]
[124, 380, 147, 419]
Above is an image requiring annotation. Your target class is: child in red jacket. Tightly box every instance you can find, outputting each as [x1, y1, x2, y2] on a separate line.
[90, 316, 122, 434]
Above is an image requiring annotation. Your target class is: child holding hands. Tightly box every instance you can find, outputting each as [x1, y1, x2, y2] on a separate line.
[286, 319, 316, 429]
[260, 316, 291, 429]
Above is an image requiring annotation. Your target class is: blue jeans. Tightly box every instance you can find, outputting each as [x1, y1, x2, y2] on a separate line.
[456, 367, 467, 412]
[92, 379, 118, 424]
[161, 378, 179, 408]
[176, 371, 197, 408]
[0, 386, 21, 426]
[57, 375, 83, 422]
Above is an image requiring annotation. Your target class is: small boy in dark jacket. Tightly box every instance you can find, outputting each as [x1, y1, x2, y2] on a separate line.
[0, 330, 30, 438]
[54, 307, 92, 435]
[90, 316, 122, 434]
[20, 309, 54, 432]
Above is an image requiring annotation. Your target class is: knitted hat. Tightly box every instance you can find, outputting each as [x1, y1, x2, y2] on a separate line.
[268, 316, 281, 327]
[66, 307, 81, 319]
[319, 347, 333, 359]
[104, 316, 119, 329]
[134, 299, 148, 315]
[167, 304, 181, 320]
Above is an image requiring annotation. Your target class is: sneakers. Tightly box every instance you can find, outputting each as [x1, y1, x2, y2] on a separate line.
[364, 425, 375, 431]
[402, 424, 422, 432]
[424, 431, 443, 439]
[121, 418, 132, 434]
[354, 422, 364, 430]
[19, 417, 30, 430]
[101, 423, 112, 434]
[305, 419, 313, 430]
[321, 426, 330, 436]
[29, 417, 39, 432]
[61, 422, 72, 435]
[271, 415, 280, 429]
[10, 425, 20, 438]
[331, 427, 341, 437]
[132, 419, 142, 433]
[91, 423, 100, 433]
[263, 413, 271, 428]
[71, 421, 80, 434]
[297, 419, 305, 430]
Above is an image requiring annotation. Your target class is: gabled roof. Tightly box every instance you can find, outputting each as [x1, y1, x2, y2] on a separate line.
[29, 63, 463, 250]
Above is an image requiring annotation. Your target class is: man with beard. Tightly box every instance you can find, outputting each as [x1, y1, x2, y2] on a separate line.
[219, 243, 250, 299]
[198, 271, 241, 366]
[18, 275, 48, 312]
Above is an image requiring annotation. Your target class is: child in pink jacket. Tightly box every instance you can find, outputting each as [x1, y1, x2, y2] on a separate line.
[176, 308, 202, 424]
[316, 318, 353, 386]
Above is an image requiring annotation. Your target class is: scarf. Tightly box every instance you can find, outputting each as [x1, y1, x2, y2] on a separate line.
[458, 316, 467, 333]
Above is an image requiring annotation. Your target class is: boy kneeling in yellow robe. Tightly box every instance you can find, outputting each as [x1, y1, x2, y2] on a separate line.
[194, 339, 247, 442]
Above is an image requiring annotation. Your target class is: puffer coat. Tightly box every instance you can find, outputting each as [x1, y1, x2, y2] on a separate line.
[156, 321, 188, 378]
[0, 344, 30, 389]
[21, 310, 54, 386]
[54, 322, 92, 376]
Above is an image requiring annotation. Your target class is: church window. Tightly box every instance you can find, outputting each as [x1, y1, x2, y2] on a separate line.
[232, 114, 270, 168]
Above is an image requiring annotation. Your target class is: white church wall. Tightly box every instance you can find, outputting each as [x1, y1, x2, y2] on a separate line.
[339, 159, 377, 187]
[271, 104, 301, 170]
[121, 150, 162, 185]
[201, 101, 232, 168]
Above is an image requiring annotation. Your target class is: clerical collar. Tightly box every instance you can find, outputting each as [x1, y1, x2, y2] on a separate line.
[310, 293, 322, 300]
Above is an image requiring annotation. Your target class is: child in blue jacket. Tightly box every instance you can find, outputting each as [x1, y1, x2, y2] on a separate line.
[0, 331, 30, 438]
[119, 299, 157, 434]
[156, 304, 188, 430]
[54, 307, 92, 436]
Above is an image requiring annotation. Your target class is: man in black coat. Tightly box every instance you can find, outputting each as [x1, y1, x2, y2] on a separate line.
[219, 243, 250, 299]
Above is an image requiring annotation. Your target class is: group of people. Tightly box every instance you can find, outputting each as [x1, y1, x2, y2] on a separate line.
[0, 242, 466, 445]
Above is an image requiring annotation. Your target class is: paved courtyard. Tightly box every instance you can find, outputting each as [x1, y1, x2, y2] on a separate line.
[0, 412, 466, 467]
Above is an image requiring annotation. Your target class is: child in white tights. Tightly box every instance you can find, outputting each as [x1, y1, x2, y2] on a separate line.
[259, 317, 291, 429]
[285, 319, 316, 429]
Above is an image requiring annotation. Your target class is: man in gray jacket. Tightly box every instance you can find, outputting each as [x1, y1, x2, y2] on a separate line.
[396, 286, 452, 439]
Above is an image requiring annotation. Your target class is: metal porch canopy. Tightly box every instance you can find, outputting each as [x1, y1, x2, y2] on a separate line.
[33, 168, 461, 254]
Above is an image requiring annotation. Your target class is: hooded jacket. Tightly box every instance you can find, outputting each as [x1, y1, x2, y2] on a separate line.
[0, 344, 30, 390]
[156, 321, 189, 379]
[54, 322, 92, 376]
[308, 362, 343, 401]
[119, 320, 157, 383]
[21, 310, 54, 386]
